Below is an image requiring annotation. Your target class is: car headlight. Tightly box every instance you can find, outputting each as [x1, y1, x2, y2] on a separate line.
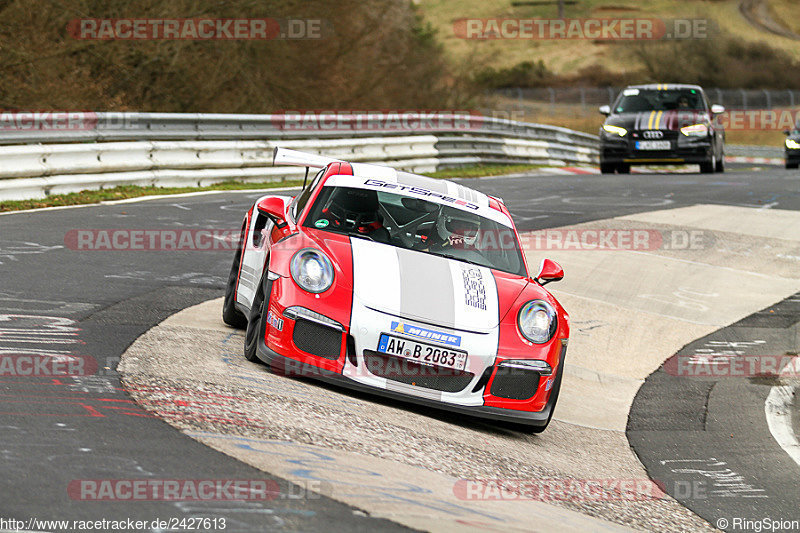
[602, 124, 627, 137]
[786, 139, 800, 149]
[517, 300, 557, 344]
[680, 123, 708, 137]
[290, 248, 334, 293]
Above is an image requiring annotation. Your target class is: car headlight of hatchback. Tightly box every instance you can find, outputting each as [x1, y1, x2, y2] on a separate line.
[290, 248, 334, 293]
[786, 139, 800, 149]
[680, 123, 708, 137]
[517, 300, 557, 344]
[602, 124, 627, 137]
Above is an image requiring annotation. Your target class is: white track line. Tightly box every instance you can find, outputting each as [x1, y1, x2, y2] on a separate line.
[765, 384, 800, 467]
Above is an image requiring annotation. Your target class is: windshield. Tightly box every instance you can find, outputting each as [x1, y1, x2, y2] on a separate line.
[302, 185, 527, 276]
[614, 89, 706, 113]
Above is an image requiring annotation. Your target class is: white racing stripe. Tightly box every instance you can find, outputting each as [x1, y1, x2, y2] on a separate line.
[351, 238, 499, 333]
[349, 237, 401, 312]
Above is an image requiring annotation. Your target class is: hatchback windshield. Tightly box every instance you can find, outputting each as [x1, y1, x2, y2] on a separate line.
[302, 185, 527, 276]
[614, 89, 706, 113]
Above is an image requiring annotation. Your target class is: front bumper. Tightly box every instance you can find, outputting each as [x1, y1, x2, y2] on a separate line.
[600, 137, 713, 165]
[256, 286, 564, 427]
[256, 342, 563, 426]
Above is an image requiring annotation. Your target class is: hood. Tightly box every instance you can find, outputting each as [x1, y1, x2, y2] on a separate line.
[349, 238, 526, 334]
[605, 110, 711, 131]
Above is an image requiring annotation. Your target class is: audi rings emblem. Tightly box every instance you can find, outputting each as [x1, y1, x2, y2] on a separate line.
[643, 130, 664, 139]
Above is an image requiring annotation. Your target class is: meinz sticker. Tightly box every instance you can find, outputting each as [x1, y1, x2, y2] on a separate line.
[362, 179, 479, 210]
[390, 321, 461, 347]
[462, 268, 486, 310]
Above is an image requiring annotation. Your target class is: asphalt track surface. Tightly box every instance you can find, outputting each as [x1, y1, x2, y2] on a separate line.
[1, 162, 798, 531]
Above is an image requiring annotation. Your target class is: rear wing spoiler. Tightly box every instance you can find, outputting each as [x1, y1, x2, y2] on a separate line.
[272, 147, 344, 168]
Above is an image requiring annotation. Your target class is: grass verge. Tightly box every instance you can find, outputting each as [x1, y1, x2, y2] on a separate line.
[0, 164, 550, 213]
[0, 180, 304, 213]
[424, 163, 545, 179]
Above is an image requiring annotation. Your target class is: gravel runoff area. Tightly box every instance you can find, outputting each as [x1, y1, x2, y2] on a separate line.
[119, 305, 717, 533]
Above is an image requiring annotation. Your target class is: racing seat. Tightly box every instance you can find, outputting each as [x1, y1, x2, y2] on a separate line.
[325, 188, 389, 243]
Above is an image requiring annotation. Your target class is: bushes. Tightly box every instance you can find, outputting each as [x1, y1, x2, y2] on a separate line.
[474, 32, 800, 90]
[0, 0, 461, 112]
[629, 33, 800, 89]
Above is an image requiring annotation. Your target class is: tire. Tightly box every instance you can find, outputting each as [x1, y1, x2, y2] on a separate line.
[600, 163, 616, 174]
[700, 150, 716, 174]
[617, 163, 631, 174]
[715, 152, 725, 173]
[222, 228, 248, 328]
[244, 272, 272, 363]
[786, 161, 799, 169]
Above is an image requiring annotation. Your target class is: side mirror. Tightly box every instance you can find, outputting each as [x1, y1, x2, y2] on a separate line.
[711, 104, 725, 115]
[599, 105, 611, 116]
[784, 130, 791, 136]
[535, 258, 564, 285]
[257, 196, 288, 222]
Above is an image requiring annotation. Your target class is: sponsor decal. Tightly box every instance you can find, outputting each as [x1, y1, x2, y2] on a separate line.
[266, 311, 284, 332]
[545, 377, 554, 391]
[314, 219, 329, 228]
[462, 268, 487, 311]
[390, 321, 461, 347]
[362, 179, 480, 211]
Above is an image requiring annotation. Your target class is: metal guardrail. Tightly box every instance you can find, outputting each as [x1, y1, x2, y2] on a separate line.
[726, 144, 783, 158]
[0, 113, 600, 202]
[495, 87, 800, 110]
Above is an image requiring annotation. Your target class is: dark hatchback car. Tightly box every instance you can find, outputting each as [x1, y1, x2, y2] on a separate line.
[784, 130, 800, 169]
[598, 84, 725, 174]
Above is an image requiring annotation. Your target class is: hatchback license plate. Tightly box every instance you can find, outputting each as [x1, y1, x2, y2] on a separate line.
[635, 140, 671, 150]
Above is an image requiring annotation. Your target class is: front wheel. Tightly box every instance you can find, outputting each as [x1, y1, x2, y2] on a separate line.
[715, 152, 725, 173]
[700, 150, 716, 174]
[600, 162, 616, 174]
[222, 234, 247, 328]
[786, 161, 799, 169]
[244, 273, 272, 363]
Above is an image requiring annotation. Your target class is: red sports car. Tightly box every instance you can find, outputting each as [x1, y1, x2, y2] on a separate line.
[223, 148, 569, 432]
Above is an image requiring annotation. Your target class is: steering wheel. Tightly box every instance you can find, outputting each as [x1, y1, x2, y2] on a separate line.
[378, 204, 439, 249]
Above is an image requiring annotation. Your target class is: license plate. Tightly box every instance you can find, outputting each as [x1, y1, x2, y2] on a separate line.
[377, 334, 467, 371]
[635, 140, 671, 150]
